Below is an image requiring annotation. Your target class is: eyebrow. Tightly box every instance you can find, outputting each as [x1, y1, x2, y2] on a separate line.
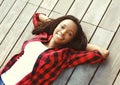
[62, 24, 76, 35]
[62, 24, 66, 27]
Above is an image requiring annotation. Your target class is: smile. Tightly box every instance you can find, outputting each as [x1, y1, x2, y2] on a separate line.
[56, 32, 64, 40]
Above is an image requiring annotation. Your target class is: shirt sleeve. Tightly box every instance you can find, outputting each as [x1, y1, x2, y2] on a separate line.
[66, 50, 105, 68]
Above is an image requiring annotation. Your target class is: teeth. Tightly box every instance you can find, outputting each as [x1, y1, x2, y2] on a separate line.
[56, 32, 64, 39]
[57, 32, 62, 35]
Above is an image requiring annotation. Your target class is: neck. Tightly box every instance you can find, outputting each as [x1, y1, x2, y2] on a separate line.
[47, 38, 61, 48]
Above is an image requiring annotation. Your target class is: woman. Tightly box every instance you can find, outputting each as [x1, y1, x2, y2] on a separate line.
[0, 13, 109, 85]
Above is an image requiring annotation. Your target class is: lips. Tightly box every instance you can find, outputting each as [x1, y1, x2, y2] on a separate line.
[56, 32, 64, 40]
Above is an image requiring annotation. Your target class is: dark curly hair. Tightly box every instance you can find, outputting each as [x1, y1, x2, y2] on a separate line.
[32, 15, 88, 50]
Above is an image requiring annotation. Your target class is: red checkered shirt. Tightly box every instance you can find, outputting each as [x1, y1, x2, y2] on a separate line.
[0, 13, 105, 85]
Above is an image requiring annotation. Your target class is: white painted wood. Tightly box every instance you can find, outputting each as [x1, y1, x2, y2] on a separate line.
[99, 0, 120, 32]
[53, 0, 74, 14]
[0, 0, 29, 42]
[81, 21, 96, 40]
[90, 27, 114, 49]
[0, 0, 16, 23]
[90, 26, 120, 85]
[41, 0, 58, 10]
[49, 11, 63, 19]
[36, 7, 51, 16]
[114, 72, 120, 85]
[67, 64, 99, 85]
[28, 0, 42, 6]
[0, 0, 3, 5]
[82, 0, 111, 25]
[52, 68, 74, 85]
[67, 0, 92, 20]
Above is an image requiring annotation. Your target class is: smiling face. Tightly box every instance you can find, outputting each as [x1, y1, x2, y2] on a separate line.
[51, 19, 77, 47]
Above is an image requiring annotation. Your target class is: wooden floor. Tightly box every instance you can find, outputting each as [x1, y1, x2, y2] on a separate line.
[0, 0, 120, 85]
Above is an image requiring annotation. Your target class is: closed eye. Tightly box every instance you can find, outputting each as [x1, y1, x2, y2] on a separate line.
[67, 32, 73, 36]
[61, 25, 65, 29]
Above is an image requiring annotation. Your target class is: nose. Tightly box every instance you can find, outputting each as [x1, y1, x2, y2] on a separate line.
[61, 29, 67, 35]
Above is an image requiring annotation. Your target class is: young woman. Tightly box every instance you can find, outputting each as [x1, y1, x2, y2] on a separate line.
[0, 13, 109, 85]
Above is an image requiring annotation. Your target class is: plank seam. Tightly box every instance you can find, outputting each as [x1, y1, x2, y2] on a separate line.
[0, 0, 30, 45]
[82, 21, 115, 32]
[0, 0, 17, 24]
[88, 0, 114, 84]
[80, 0, 94, 22]
[48, 0, 60, 17]
[0, 0, 30, 67]
[0, 0, 4, 6]
[65, 0, 76, 15]
[112, 69, 120, 85]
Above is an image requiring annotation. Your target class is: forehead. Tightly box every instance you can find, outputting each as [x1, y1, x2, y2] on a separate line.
[60, 19, 76, 26]
[60, 19, 77, 31]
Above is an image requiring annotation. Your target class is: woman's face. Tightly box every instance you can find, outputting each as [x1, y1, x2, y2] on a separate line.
[52, 19, 77, 46]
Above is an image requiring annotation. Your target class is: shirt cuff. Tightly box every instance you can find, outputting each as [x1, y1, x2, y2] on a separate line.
[90, 50, 106, 64]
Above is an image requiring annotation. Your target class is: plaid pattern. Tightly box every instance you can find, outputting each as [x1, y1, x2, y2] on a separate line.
[0, 13, 105, 85]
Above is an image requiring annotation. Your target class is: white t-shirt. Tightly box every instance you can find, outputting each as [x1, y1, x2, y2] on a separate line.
[1, 41, 48, 85]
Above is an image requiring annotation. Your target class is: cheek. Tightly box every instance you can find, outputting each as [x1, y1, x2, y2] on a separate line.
[64, 35, 74, 43]
[53, 27, 60, 35]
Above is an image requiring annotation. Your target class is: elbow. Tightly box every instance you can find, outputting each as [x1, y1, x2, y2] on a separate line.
[102, 50, 109, 59]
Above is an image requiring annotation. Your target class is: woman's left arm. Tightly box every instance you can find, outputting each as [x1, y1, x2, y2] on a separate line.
[66, 50, 106, 68]
[86, 44, 109, 59]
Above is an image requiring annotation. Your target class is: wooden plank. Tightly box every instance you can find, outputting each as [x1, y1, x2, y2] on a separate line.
[90, 26, 120, 85]
[0, 0, 16, 23]
[28, 0, 43, 6]
[82, 0, 111, 25]
[0, 0, 29, 43]
[0, 7, 51, 69]
[81, 21, 96, 40]
[36, 7, 51, 16]
[0, 3, 38, 67]
[99, 0, 120, 32]
[49, 11, 63, 19]
[52, 0, 74, 15]
[67, 0, 92, 20]
[52, 69, 74, 85]
[0, 0, 4, 6]
[114, 71, 120, 85]
[67, 64, 99, 85]
[41, 0, 58, 10]
[90, 27, 114, 49]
